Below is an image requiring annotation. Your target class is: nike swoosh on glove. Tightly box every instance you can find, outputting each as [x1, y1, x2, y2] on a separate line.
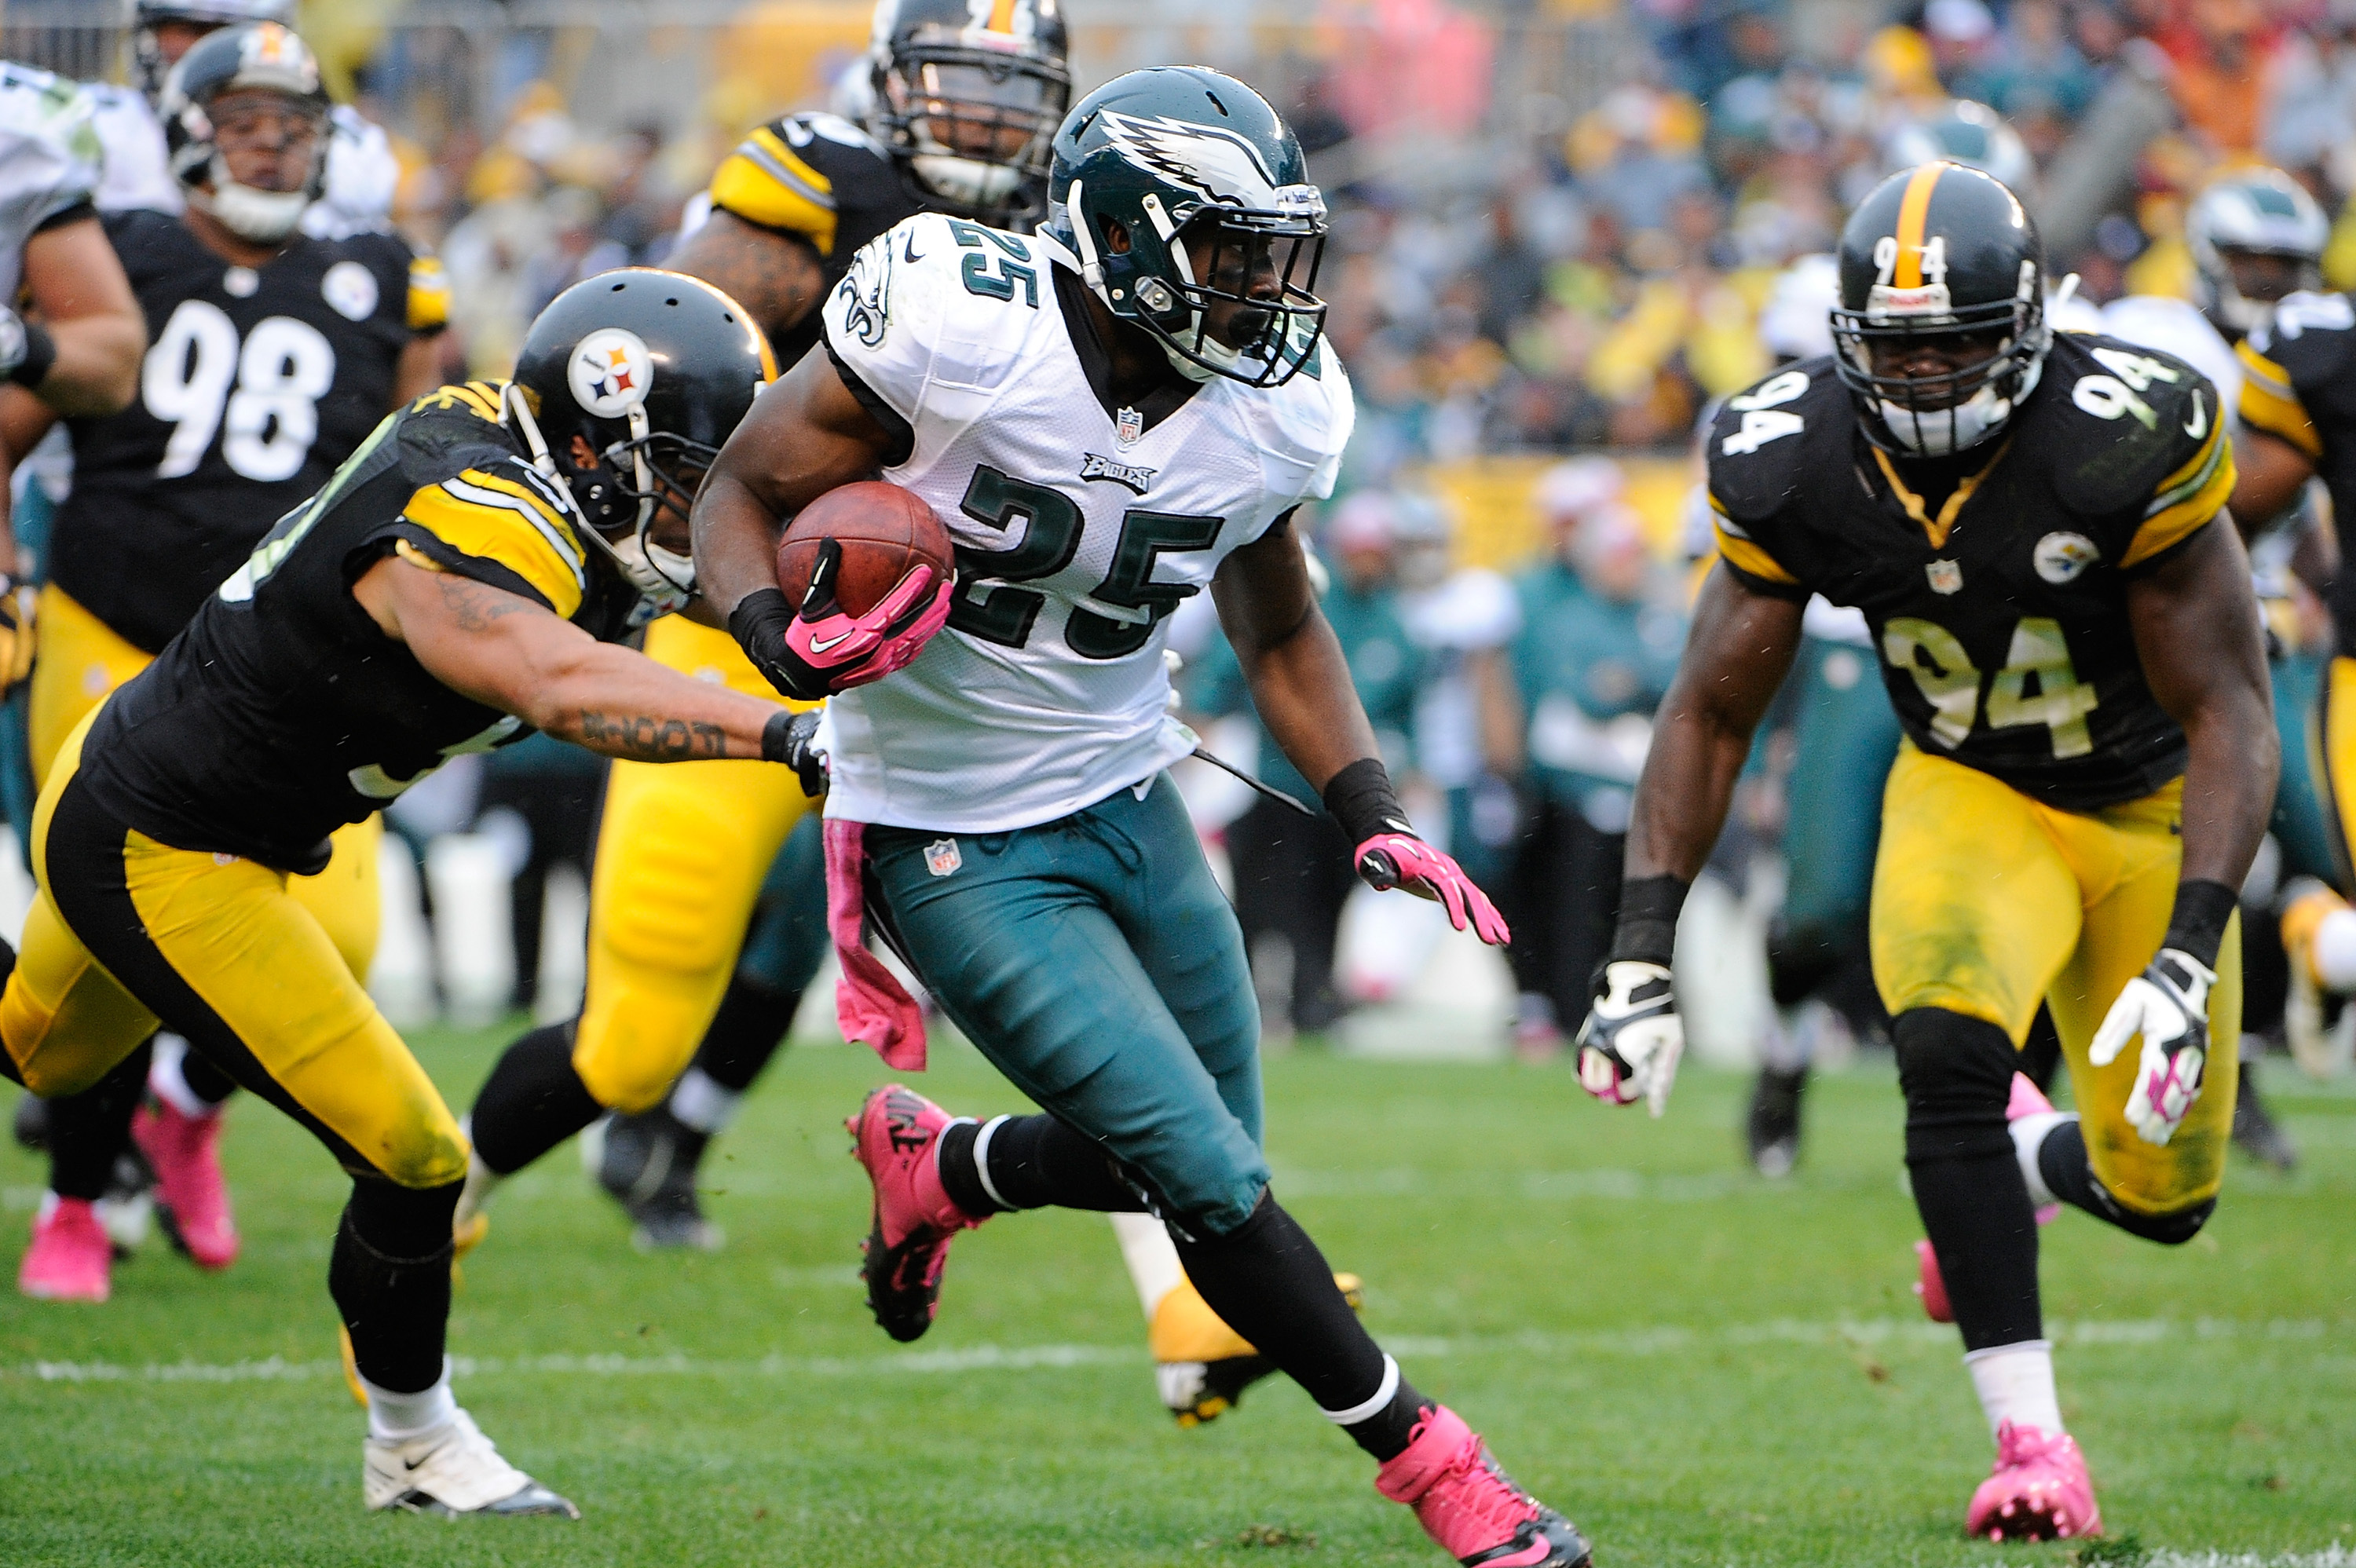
[1576, 960, 1684, 1117]
[2087, 947, 2215, 1146]
[784, 539, 953, 693]
[1353, 832, 1510, 946]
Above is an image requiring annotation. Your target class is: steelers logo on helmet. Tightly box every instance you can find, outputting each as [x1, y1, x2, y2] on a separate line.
[1832, 161, 2051, 457]
[569, 328, 654, 419]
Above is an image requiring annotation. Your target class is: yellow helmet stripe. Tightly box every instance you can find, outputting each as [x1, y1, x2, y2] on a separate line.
[989, 0, 1018, 31]
[1892, 163, 1944, 289]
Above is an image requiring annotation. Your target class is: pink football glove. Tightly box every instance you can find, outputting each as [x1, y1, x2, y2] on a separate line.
[784, 542, 954, 694]
[1354, 832, 1512, 947]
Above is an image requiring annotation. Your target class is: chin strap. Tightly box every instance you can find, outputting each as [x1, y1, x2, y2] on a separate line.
[1065, 178, 1107, 297]
[501, 382, 690, 616]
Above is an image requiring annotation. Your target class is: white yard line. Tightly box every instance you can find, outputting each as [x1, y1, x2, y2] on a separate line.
[8, 1316, 2343, 1387]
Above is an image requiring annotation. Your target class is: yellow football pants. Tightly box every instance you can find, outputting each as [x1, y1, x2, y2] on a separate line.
[2315, 655, 2356, 886]
[27, 583, 382, 978]
[573, 616, 816, 1113]
[0, 707, 463, 1186]
[1871, 744, 2240, 1215]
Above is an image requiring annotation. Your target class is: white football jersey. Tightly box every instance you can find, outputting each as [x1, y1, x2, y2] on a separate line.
[85, 82, 177, 214]
[0, 63, 101, 304]
[815, 212, 1355, 833]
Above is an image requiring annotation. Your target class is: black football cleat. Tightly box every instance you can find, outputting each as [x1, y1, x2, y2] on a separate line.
[1746, 1064, 1808, 1178]
[594, 1109, 721, 1252]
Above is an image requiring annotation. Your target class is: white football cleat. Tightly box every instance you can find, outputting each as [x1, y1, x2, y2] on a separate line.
[363, 1408, 578, 1519]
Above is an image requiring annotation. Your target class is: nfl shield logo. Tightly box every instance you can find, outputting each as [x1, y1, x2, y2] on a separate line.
[924, 838, 963, 878]
[1926, 559, 1963, 595]
[1116, 407, 1144, 447]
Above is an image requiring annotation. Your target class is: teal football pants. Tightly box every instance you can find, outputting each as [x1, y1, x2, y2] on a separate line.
[865, 772, 1268, 1235]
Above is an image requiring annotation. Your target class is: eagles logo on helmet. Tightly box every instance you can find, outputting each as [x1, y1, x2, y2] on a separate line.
[507, 271, 779, 618]
[870, 0, 1072, 227]
[2186, 166, 2329, 338]
[1050, 66, 1330, 387]
[1832, 161, 2049, 457]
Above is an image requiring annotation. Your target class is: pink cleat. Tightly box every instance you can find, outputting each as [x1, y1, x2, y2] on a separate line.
[132, 1102, 238, 1271]
[1914, 1073, 2064, 1323]
[19, 1194, 112, 1302]
[1375, 1405, 1592, 1567]
[847, 1084, 983, 1343]
[1966, 1420, 2103, 1541]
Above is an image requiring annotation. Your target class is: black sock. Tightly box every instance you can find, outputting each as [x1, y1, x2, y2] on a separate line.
[2036, 1119, 2215, 1244]
[178, 1047, 238, 1108]
[1174, 1190, 1423, 1459]
[690, 974, 802, 1094]
[48, 1040, 153, 1201]
[1895, 1007, 2041, 1351]
[329, 1178, 459, 1394]
[468, 1022, 604, 1176]
[935, 1113, 1145, 1217]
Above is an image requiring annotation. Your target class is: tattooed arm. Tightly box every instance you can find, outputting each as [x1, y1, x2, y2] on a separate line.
[349, 553, 787, 761]
[666, 210, 828, 351]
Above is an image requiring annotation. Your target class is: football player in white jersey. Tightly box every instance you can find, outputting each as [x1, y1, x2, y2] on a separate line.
[693, 68, 1593, 1568]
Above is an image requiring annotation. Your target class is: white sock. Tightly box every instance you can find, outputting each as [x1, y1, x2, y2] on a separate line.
[363, 1360, 457, 1443]
[2314, 907, 2356, 991]
[1964, 1340, 2063, 1439]
[1109, 1210, 1186, 1321]
[146, 1034, 218, 1120]
[2009, 1111, 2074, 1208]
[668, 1068, 741, 1135]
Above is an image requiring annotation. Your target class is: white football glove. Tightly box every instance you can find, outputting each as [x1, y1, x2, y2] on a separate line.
[2087, 948, 2215, 1146]
[1576, 960, 1684, 1117]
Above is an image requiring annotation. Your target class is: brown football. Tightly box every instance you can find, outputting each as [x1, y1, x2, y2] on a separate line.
[775, 481, 955, 616]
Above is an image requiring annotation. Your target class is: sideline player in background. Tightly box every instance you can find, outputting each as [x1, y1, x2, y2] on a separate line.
[693, 68, 1593, 1568]
[2225, 178, 2356, 1077]
[0, 272, 794, 1516]
[13, 23, 443, 1303]
[1579, 163, 2272, 1538]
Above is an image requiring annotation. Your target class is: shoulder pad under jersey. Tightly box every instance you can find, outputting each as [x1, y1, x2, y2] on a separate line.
[0, 65, 101, 229]
[1703, 356, 1847, 527]
[708, 111, 895, 254]
[2038, 331, 2223, 521]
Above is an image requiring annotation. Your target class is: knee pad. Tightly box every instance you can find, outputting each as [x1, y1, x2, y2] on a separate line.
[1893, 1007, 2019, 1167]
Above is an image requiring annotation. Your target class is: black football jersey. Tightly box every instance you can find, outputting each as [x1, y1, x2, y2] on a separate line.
[1707, 333, 2234, 812]
[2236, 291, 2356, 656]
[706, 111, 926, 367]
[75, 382, 645, 873]
[51, 210, 422, 652]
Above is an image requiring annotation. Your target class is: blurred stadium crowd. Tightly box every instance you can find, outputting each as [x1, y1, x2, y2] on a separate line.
[8, 0, 2354, 1073]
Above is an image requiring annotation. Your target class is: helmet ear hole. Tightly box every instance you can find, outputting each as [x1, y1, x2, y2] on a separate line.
[1103, 217, 1132, 256]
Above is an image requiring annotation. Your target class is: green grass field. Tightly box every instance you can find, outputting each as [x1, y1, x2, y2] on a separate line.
[2, 1025, 2351, 1567]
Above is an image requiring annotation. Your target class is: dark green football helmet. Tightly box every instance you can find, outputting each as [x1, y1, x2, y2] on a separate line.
[1048, 65, 1328, 387]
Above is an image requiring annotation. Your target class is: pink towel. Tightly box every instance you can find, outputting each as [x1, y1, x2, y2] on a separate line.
[822, 817, 927, 1071]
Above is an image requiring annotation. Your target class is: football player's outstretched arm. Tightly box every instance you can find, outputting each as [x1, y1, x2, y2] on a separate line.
[2229, 429, 2317, 538]
[1576, 564, 1801, 1113]
[2093, 517, 2277, 1143]
[1213, 516, 1509, 945]
[692, 348, 894, 621]
[352, 554, 789, 762]
[667, 210, 829, 349]
[1209, 514, 1379, 793]
[1622, 565, 1804, 883]
[17, 216, 142, 418]
[2127, 517, 2277, 894]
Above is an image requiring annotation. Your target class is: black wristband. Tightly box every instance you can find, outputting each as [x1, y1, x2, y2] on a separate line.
[2161, 878, 2239, 970]
[1321, 756, 1411, 846]
[759, 707, 797, 764]
[727, 587, 826, 702]
[9, 320, 55, 389]
[1608, 873, 1690, 969]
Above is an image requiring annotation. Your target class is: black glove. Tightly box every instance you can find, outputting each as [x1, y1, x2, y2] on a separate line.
[763, 707, 829, 797]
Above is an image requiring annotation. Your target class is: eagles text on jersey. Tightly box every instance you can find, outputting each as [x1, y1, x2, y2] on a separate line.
[812, 210, 1355, 833]
[1707, 332, 2232, 810]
